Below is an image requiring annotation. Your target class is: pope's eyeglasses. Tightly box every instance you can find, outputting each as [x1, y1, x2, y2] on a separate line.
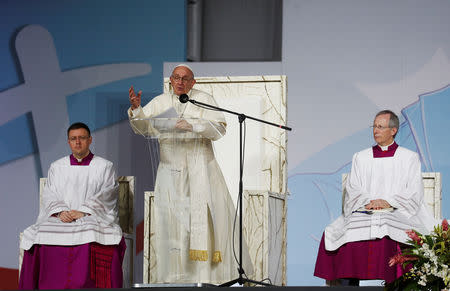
[171, 75, 193, 83]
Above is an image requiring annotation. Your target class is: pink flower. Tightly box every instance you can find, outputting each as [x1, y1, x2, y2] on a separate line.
[443, 218, 448, 231]
[406, 229, 423, 245]
[389, 253, 405, 267]
[388, 253, 418, 267]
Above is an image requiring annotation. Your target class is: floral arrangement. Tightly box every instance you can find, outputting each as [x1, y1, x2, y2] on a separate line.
[386, 219, 449, 291]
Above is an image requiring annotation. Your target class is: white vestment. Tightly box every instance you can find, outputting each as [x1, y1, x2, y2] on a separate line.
[325, 146, 439, 251]
[21, 155, 122, 250]
[129, 88, 252, 283]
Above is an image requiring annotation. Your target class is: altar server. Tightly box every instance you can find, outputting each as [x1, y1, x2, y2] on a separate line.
[314, 110, 439, 285]
[19, 122, 125, 289]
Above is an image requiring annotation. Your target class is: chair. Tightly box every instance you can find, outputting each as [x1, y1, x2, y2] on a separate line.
[19, 176, 135, 287]
[326, 172, 442, 286]
[142, 189, 288, 285]
[117, 176, 135, 287]
[342, 172, 442, 219]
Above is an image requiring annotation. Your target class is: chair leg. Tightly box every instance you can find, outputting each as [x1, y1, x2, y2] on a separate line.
[326, 279, 341, 286]
[326, 278, 359, 286]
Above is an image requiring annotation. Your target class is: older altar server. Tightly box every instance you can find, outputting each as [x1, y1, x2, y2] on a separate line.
[314, 110, 439, 286]
[19, 122, 125, 289]
[128, 64, 252, 284]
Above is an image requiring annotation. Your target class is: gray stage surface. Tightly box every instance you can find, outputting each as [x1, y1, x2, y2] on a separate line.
[130, 285, 384, 291]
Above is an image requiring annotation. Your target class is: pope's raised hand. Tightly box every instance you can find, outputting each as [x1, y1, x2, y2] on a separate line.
[129, 85, 142, 110]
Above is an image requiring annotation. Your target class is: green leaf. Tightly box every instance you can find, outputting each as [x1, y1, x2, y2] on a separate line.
[403, 281, 419, 291]
[425, 235, 434, 247]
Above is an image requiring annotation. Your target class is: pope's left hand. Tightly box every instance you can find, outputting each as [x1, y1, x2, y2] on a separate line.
[175, 119, 193, 132]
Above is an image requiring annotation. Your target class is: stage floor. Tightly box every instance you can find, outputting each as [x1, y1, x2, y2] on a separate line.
[130, 285, 384, 291]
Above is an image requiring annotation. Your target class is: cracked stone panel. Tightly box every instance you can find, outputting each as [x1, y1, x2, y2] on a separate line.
[268, 193, 287, 285]
[164, 75, 288, 197]
[143, 191, 155, 283]
[422, 172, 442, 219]
[243, 190, 287, 286]
[117, 176, 135, 288]
[118, 176, 134, 235]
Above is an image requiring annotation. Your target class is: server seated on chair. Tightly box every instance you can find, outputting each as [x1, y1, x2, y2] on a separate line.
[19, 122, 126, 289]
[314, 110, 439, 286]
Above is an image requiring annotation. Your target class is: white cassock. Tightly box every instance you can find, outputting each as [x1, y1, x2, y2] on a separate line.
[325, 146, 439, 251]
[129, 88, 252, 284]
[21, 156, 122, 250]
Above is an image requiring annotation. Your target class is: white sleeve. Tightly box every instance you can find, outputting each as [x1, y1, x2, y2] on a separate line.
[128, 104, 158, 137]
[343, 153, 371, 217]
[387, 153, 423, 218]
[128, 106, 144, 118]
[78, 163, 119, 224]
[39, 164, 70, 219]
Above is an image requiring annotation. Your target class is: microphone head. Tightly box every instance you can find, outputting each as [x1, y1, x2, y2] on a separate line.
[179, 94, 189, 103]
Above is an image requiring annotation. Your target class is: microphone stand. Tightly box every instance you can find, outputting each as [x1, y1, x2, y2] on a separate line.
[183, 96, 291, 287]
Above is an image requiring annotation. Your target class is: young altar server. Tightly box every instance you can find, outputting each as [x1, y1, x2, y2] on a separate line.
[19, 122, 125, 289]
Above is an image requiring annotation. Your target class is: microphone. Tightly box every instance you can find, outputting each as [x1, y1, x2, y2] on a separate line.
[179, 94, 189, 103]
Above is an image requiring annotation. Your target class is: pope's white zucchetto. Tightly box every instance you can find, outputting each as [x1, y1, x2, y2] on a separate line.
[173, 63, 194, 72]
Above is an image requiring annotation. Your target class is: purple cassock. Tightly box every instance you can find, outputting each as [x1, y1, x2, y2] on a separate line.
[19, 153, 126, 289]
[314, 143, 409, 283]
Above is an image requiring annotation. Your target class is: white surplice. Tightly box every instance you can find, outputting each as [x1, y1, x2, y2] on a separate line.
[129, 88, 252, 284]
[21, 156, 122, 250]
[325, 146, 439, 251]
